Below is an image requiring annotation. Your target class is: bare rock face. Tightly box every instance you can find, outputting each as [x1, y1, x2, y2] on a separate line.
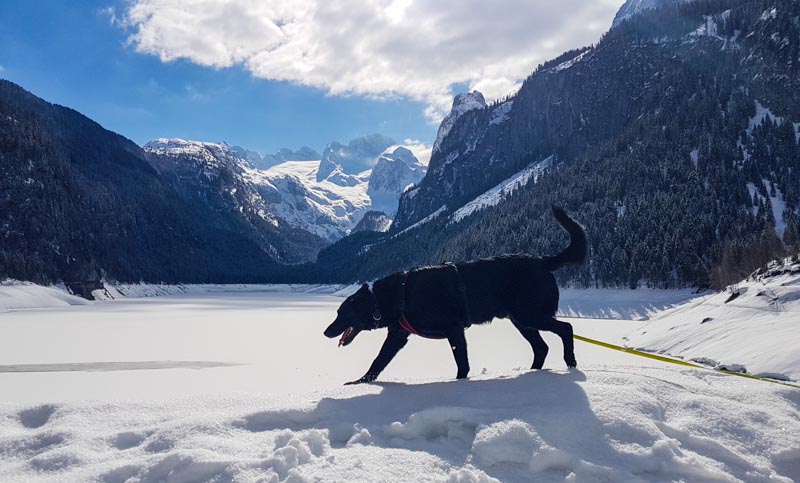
[317, 134, 396, 182]
[367, 147, 426, 217]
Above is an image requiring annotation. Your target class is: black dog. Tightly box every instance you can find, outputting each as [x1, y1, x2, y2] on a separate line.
[324, 206, 587, 385]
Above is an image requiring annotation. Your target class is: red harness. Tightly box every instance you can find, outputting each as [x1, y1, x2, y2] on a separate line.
[399, 312, 446, 340]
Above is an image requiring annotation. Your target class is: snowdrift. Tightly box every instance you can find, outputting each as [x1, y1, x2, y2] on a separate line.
[1, 367, 798, 482]
[628, 258, 800, 381]
[0, 281, 90, 312]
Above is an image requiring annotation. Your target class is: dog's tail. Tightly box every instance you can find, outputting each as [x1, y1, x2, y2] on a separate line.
[542, 206, 587, 272]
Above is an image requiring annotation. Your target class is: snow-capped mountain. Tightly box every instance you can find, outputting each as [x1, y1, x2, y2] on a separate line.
[145, 138, 250, 174]
[247, 160, 373, 241]
[367, 147, 427, 216]
[252, 140, 426, 240]
[230, 146, 322, 171]
[612, 0, 693, 27]
[317, 134, 396, 182]
[145, 137, 426, 242]
[143, 138, 326, 264]
[432, 91, 487, 154]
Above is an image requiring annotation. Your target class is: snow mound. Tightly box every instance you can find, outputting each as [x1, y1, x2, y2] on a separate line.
[0, 281, 90, 312]
[1, 368, 797, 482]
[628, 257, 800, 381]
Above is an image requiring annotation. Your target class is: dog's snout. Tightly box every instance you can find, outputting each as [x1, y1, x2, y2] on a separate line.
[324, 319, 344, 338]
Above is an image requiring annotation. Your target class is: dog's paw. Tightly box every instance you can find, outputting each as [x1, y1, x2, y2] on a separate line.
[565, 356, 578, 368]
[345, 373, 378, 385]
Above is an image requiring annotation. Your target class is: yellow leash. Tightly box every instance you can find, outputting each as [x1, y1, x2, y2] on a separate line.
[573, 334, 800, 390]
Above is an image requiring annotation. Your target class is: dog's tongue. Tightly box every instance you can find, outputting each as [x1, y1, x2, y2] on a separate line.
[339, 327, 354, 347]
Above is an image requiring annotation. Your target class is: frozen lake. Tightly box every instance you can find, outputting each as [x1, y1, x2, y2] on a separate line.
[1, 289, 798, 482]
[0, 289, 655, 403]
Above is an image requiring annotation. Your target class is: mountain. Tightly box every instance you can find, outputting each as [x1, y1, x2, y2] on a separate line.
[249, 141, 426, 240]
[145, 136, 426, 242]
[312, 0, 800, 289]
[317, 134, 396, 182]
[246, 159, 373, 241]
[367, 147, 427, 216]
[0, 81, 310, 288]
[230, 145, 265, 169]
[352, 211, 393, 233]
[612, 0, 693, 27]
[143, 139, 326, 264]
[432, 91, 487, 154]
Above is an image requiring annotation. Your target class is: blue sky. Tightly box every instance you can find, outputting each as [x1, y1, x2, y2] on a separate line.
[0, 0, 623, 155]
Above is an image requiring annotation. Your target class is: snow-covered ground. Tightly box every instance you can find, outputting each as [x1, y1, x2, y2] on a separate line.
[0, 281, 90, 312]
[1, 284, 798, 482]
[629, 258, 800, 381]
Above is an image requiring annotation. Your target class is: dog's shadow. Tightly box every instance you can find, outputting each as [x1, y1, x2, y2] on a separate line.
[234, 369, 645, 481]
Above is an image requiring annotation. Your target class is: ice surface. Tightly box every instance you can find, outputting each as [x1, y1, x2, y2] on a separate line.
[0, 285, 798, 482]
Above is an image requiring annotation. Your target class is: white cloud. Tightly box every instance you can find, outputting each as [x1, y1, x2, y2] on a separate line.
[122, 0, 625, 121]
[99, 6, 119, 26]
[400, 139, 432, 165]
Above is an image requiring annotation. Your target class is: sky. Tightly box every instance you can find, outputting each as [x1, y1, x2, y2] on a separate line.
[0, 0, 625, 156]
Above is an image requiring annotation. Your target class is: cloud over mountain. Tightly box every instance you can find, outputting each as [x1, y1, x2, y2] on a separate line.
[122, 0, 624, 121]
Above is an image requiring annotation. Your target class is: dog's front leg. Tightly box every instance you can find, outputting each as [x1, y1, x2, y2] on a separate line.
[345, 329, 409, 385]
[446, 329, 470, 379]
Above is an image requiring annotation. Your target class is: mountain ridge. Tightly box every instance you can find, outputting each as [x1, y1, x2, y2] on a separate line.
[312, 0, 800, 289]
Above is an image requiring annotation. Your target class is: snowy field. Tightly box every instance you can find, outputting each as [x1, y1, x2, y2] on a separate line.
[0, 286, 799, 482]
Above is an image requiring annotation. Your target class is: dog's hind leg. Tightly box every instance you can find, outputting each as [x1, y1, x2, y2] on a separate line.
[445, 329, 470, 379]
[543, 317, 577, 368]
[511, 319, 549, 370]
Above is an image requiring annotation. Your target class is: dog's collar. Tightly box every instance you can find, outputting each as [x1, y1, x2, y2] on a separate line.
[368, 282, 382, 328]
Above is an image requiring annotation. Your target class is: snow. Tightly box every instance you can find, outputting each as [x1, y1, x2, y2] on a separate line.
[0, 281, 90, 312]
[148, 138, 426, 241]
[689, 148, 699, 169]
[613, 0, 692, 28]
[748, 101, 784, 137]
[1, 286, 799, 482]
[628, 257, 800, 381]
[747, 179, 788, 239]
[394, 205, 448, 236]
[558, 288, 702, 321]
[763, 179, 787, 239]
[451, 156, 553, 224]
[433, 92, 487, 154]
[247, 160, 373, 241]
[747, 182, 761, 215]
[367, 147, 427, 217]
[489, 101, 513, 126]
[550, 51, 590, 73]
[690, 16, 723, 41]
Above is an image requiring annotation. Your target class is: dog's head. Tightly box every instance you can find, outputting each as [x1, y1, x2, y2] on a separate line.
[324, 283, 381, 347]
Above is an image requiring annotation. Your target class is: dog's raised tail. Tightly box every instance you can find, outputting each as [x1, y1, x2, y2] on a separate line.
[543, 206, 587, 272]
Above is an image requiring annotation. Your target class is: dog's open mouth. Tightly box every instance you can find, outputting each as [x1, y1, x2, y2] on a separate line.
[338, 326, 360, 347]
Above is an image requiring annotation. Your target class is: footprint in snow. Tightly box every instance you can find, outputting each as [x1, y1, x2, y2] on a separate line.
[111, 431, 151, 450]
[18, 404, 57, 429]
